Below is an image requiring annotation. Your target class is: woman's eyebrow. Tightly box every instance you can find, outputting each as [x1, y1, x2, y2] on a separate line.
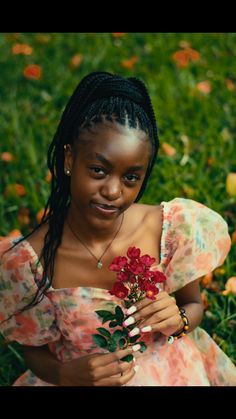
[86, 152, 145, 171]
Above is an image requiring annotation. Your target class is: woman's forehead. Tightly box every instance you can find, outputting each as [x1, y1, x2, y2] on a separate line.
[77, 121, 151, 157]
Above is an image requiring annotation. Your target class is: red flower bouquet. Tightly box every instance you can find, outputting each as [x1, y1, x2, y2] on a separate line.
[93, 247, 167, 362]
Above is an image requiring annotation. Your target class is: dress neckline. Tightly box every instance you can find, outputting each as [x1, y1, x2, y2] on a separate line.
[11, 201, 170, 293]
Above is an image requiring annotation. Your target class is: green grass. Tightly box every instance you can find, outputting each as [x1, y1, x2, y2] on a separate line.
[0, 33, 236, 385]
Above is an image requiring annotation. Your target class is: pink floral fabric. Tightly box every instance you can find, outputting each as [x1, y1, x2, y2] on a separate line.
[1, 198, 236, 386]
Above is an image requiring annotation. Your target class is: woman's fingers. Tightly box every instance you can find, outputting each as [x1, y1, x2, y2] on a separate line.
[94, 361, 138, 386]
[124, 294, 176, 325]
[90, 345, 135, 369]
[140, 305, 179, 328]
[94, 358, 136, 381]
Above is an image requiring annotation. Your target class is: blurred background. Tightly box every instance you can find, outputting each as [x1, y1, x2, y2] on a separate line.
[0, 32, 236, 385]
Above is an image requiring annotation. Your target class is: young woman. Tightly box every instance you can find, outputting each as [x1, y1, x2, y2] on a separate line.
[1, 71, 235, 386]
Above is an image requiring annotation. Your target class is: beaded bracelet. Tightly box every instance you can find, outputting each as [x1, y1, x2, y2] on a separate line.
[167, 307, 189, 344]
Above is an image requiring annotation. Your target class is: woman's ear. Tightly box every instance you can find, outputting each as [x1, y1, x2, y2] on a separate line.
[64, 144, 74, 173]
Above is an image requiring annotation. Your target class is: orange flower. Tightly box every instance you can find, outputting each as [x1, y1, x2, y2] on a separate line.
[196, 81, 211, 94]
[12, 43, 33, 55]
[36, 208, 49, 224]
[121, 56, 139, 70]
[70, 53, 83, 69]
[201, 272, 213, 288]
[225, 78, 235, 91]
[0, 230, 22, 241]
[161, 142, 176, 157]
[23, 64, 42, 80]
[1, 152, 13, 162]
[231, 231, 236, 244]
[112, 33, 126, 37]
[14, 183, 26, 196]
[7, 229, 22, 238]
[5, 183, 26, 198]
[45, 170, 52, 183]
[172, 48, 200, 68]
[222, 277, 236, 296]
[18, 208, 30, 226]
[201, 291, 209, 310]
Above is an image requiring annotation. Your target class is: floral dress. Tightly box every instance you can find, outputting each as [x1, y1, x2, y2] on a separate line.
[1, 198, 236, 386]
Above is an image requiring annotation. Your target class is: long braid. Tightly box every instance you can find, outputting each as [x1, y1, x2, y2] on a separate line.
[2, 71, 159, 318]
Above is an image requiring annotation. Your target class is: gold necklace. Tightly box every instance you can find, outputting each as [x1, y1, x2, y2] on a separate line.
[66, 213, 124, 269]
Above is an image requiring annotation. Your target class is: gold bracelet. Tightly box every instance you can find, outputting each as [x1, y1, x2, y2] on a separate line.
[167, 307, 189, 344]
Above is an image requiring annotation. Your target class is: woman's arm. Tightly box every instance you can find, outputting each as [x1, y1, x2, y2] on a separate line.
[22, 344, 61, 385]
[174, 278, 204, 333]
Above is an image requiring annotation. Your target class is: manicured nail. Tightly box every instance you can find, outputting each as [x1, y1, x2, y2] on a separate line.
[123, 316, 135, 327]
[141, 325, 152, 333]
[126, 305, 137, 315]
[134, 365, 140, 373]
[129, 328, 140, 337]
[132, 344, 141, 352]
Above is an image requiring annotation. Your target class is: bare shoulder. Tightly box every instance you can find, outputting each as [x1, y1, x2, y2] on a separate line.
[131, 202, 163, 232]
[27, 223, 49, 258]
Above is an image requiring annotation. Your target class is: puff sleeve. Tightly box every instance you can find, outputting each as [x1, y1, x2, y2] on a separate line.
[0, 237, 60, 346]
[160, 198, 231, 293]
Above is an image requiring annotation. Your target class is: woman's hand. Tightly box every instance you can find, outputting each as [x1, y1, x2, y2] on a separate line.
[123, 291, 183, 337]
[59, 346, 139, 386]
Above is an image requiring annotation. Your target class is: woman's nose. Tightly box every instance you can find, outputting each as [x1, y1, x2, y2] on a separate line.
[100, 178, 122, 200]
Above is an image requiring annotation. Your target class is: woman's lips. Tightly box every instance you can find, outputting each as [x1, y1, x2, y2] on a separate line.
[90, 203, 119, 216]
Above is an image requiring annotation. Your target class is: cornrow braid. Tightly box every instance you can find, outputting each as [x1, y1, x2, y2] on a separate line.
[3, 71, 159, 319]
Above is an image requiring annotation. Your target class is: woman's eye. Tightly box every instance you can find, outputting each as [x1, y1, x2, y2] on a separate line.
[89, 167, 140, 183]
[90, 167, 105, 175]
[125, 174, 140, 183]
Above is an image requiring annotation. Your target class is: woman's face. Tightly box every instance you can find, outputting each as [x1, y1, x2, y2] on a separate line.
[64, 120, 151, 228]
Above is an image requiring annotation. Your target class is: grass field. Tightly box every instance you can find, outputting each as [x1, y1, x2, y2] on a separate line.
[0, 33, 236, 385]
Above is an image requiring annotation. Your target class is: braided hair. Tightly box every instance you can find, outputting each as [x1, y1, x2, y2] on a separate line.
[4, 71, 159, 313]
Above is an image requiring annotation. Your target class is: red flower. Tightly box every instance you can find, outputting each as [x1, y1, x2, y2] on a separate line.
[127, 247, 141, 259]
[151, 270, 167, 283]
[109, 256, 127, 271]
[117, 271, 130, 282]
[109, 282, 129, 298]
[23, 64, 42, 80]
[143, 283, 159, 300]
[140, 254, 156, 267]
[127, 260, 143, 275]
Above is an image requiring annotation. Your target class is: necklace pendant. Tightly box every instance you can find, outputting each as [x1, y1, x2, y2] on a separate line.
[97, 260, 103, 269]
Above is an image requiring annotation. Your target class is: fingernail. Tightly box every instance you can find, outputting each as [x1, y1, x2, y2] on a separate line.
[133, 357, 136, 363]
[123, 316, 135, 327]
[132, 344, 141, 352]
[134, 365, 140, 373]
[126, 305, 137, 315]
[129, 327, 140, 337]
[141, 325, 152, 333]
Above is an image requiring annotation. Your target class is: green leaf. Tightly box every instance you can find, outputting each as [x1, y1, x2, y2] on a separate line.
[108, 341, 117, 352]
[120, 354, 133, 363]
[92, 334, 108, 348]
[96, 327, 111, 338]
[95, 310, 112, 318]
[95, 310, 116, 324]
[115, 306, 124, 322]
[112, 330, 123, 342]
[139, 342, 147, 353]
[109, 320, 118, 327]
[119, 338, 127, 349]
